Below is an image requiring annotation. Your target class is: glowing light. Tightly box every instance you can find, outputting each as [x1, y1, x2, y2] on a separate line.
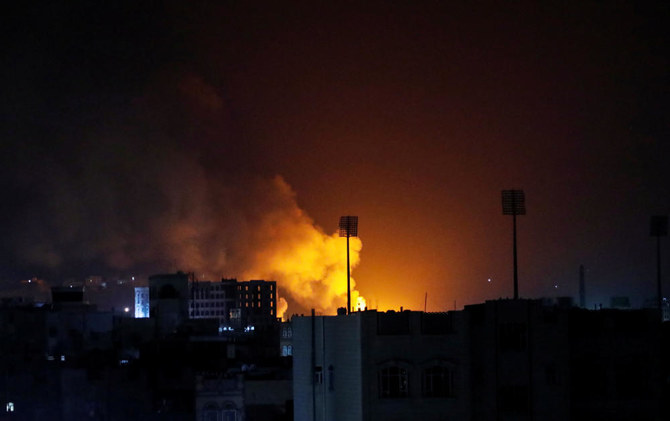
[6, 402, 14, 412]
[241, 177, 365, 315]
[488, 278, 491, 283]
[356, 296, 367, 311]
[124, 307, 130, 313]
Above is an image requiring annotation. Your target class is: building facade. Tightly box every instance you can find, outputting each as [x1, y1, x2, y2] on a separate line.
[294, 300, 666, 421]
[293, 310, 469, 421]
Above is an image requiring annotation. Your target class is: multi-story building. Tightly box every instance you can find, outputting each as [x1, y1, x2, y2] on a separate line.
[280, 320, 293, 357]
[134, 286, 149, 318]
[189, 278, 237, 324]
[148, 272, 190, 336]
[466, 299, 571, 420]
[293, 309, 470, 421]
[188, 278, 278, 329]
[236, 279, 278, 327]
[293, 300, 667, 421]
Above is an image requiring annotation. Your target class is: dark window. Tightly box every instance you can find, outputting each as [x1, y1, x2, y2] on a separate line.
[498, 323, 527, 351]
[314, 366, 323, 384]
[203, 403, 218, 421]
[423, 366, 455, 397]
[545, 364, 560, 386]
[328, 365, 335, 391]
[379, 366, 409, 398]
[377, 312, 410, 335]
[499, 385, 529, 413]
[158, 284, 178, 299]
[421, 313, 454, 334]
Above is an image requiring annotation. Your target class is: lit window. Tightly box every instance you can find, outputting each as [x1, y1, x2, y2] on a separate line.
[378, 366, 409, 398]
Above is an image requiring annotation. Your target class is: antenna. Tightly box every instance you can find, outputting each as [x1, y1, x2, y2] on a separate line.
[339, 216, 359, 314]
[502, 189, 526, 299]
[579, 265, 586, 308]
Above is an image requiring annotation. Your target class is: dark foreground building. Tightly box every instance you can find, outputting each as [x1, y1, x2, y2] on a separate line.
[293, 299, 668, 421]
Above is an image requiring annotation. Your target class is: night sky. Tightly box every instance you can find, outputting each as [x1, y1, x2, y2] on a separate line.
[2, 1, 669, 314]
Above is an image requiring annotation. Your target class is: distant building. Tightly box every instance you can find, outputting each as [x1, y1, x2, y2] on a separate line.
[149, 272, 190, 335]
[189, 278, 237, 324]
[236, 280, 278, 328]
[188, 278, 278, 330]
[280, 321, 293, 357]
[134, 287, 149, 318]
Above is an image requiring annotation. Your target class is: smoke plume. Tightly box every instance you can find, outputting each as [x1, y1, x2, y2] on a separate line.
[4, 70, 362, 316]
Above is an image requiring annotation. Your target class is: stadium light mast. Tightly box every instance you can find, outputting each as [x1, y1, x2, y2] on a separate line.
[502, 190, 526, 300]
[650, 215, 667, 318]
[339, 216, 359, 314]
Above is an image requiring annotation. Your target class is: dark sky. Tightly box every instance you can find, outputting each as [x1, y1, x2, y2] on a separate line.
[2, 0, 669, 313]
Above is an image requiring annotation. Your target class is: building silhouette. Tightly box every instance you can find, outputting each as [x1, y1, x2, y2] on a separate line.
[293, 299, 667, 421]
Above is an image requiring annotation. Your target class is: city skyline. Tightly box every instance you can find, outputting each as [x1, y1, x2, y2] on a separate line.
[2, 1, 669, 315]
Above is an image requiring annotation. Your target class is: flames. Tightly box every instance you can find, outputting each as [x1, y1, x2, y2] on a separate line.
[241, 177, 365, 318]
[355, 295, 367, 312]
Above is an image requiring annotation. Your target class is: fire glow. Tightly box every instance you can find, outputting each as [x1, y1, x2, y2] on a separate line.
[241, 177, 365, 318]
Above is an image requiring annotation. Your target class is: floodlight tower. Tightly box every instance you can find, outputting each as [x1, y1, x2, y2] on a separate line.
[650, 215, 667, 317]
[339, 216, 359, 314]
[502, 190, 526, 300]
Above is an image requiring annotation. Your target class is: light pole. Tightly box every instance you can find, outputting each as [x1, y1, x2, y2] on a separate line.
[339, 216, 359, 314]
[650, 215, 667, 319]
[502, 190, 526, 300]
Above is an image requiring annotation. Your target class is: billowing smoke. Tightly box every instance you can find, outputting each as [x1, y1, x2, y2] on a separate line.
[4, 71, 363, 316]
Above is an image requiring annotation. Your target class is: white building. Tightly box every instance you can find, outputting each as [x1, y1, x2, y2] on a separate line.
[293, 310, 469, 421]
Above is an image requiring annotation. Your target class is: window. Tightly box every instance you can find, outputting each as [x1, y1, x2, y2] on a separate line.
[421, 313, 454, 334]
[202, 403, 219, 421]
[314, 366, 323, 384]
[377, 312, 410, 335]
[379, 366, 409, 398]
[545, 364, 560, 386]
[499, 385, 529, 413]
[328, 365, 335, 391]
[423, 365, 454, 397]
[222, 402, 237, 421]
[499, 323, 527, 351]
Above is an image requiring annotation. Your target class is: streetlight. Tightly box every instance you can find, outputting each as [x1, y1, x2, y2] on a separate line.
[650, 215, 667, 318]
[339, 216, 359, 314]
[502, 190, 526, 300]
